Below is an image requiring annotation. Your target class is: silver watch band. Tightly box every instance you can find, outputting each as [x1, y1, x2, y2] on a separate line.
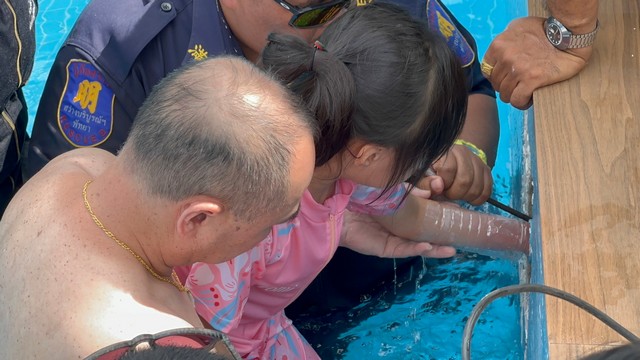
[567, 20, 600, 49]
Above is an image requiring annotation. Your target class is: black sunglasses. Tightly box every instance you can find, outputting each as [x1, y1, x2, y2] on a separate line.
[84, 328, 241, 360]
[273, 0, 349, 28]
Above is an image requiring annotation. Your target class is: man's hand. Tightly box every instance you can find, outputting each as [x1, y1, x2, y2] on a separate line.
[340, 211, 456, 259]
[420, 145, 493, 205]
[418, 93, 498, 205]
[483, 16, 593, 109]
[413, 173, 444, 200]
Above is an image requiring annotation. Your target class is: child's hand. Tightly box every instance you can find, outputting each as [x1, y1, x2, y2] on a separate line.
[340, 211, 456, 259]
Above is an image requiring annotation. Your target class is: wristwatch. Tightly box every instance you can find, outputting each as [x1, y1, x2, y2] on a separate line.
[544, 16, 599, 50]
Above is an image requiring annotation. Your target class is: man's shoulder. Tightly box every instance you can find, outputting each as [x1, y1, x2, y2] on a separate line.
[37, 148, 114, 180]
[68, 0, 195, 41]
[65, 0, 195, 82]
[6, 149, 112, 214]
[382, 0, 477, 67]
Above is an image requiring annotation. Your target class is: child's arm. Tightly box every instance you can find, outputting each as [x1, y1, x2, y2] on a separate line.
[371, 193, 530, 253]
[340, 210, 457, 259]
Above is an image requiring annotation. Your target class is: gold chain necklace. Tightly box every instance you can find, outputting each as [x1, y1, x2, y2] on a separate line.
[82, 180, 189, 293]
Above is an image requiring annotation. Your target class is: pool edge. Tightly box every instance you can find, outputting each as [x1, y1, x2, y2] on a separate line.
[523, 106, 549, 360]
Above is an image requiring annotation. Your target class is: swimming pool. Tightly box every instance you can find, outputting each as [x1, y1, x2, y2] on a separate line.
[21, 0, 537, 359]
[23, 0, 90, 128]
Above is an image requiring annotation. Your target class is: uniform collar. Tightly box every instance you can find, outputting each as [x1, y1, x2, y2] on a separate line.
[182, 0, 244, 65]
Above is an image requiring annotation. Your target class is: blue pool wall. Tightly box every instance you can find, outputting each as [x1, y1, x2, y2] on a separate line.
[441, 1, 549, 358]
[440, 0, 528, 207]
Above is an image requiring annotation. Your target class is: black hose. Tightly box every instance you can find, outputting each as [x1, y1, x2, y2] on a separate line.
[462, 284, 640, 360]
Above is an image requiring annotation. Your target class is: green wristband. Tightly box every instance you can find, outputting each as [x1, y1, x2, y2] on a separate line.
[454, 139, 487, 165]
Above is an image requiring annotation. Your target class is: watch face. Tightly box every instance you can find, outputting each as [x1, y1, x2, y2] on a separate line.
[546, 22, 562, 46]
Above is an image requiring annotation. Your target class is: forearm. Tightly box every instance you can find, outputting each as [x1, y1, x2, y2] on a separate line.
[374, 195, 530, 253]
[547, 0, 598, 33]
[417, 200, 529, 252]
[372, 194, 425, 240]
[457, 94, 499, 167]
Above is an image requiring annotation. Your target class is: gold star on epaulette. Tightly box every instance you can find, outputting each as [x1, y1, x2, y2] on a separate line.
[188, 44, 208, 61]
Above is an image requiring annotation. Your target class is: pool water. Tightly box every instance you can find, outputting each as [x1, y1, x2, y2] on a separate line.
[22, 0, 530, 359]
[296, 254, 525, 359]
[23, 0, 91, 127]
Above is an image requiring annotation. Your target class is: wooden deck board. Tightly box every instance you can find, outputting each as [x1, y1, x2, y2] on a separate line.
[529, 0, 640, 358]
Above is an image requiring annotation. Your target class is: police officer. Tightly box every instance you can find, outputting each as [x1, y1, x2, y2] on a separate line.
[0, 0, 37, 216]
[24, 0, 498, 315]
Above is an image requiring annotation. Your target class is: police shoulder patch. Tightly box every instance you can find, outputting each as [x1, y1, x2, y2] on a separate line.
[57, 60, 115, 147]
[426, 0, 475, 67]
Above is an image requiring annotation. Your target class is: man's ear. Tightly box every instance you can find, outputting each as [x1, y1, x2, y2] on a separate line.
[176, 198, 224, 237]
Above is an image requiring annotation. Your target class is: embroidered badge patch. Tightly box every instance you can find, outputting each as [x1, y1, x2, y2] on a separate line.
[426, 0, 475, 67]
[58, 60, 114, 147]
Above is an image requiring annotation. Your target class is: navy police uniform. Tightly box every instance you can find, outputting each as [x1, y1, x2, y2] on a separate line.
[1, 0, 37, 215]
[25, 0, 243, 178]
[24, 0, 494, 313]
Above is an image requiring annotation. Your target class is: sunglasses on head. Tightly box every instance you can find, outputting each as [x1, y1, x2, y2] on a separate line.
[273, 0, 349, 28]
[84, 328, 241, 360]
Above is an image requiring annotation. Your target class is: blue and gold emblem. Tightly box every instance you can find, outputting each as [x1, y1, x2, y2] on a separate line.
[427, 0, 474, 67]
[58, 60, 114, 147]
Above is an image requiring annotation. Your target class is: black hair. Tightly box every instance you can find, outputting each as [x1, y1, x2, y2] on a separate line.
[261, 2, 467, 194]
[261, 34, 355, 167]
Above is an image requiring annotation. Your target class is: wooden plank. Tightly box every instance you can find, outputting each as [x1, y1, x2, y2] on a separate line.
[529, 0, 640, 356]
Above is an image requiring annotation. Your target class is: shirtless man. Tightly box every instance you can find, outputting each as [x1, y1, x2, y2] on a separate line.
[0, 56, 316, 359]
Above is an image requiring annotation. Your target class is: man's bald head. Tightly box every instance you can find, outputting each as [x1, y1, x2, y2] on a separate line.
[120, 56, 316, 220]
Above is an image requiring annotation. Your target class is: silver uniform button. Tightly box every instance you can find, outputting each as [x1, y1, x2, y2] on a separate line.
[160, 2, 172, 12]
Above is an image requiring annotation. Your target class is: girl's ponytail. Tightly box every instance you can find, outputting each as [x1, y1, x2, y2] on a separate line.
[261, 33, 356, 166]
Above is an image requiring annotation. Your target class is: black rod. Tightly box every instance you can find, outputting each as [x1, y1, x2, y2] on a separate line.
[486, 197, 532, 221]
